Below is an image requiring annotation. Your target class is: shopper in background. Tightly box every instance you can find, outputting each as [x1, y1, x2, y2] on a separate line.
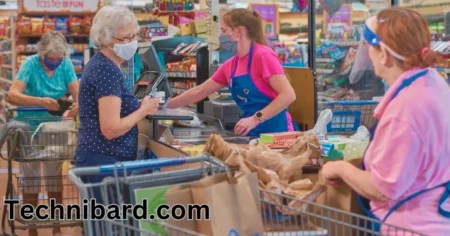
[168, 8, 297, 137]
[75, 5, 159, 201]
[7, 31, 79, 236]
[322, 7, 450, 235]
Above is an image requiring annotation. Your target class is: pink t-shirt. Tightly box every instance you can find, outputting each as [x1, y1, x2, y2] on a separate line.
[212, 43, 293, 131]
[364, 68, 450, 235]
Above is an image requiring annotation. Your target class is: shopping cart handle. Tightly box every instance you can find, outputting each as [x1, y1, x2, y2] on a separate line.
[12, 106, 48, 112]
[98, 157, 188, 174]
[326, 100, 379, 106]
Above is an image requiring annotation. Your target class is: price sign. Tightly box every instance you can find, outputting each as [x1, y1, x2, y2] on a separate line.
[21, 0, 100, 13]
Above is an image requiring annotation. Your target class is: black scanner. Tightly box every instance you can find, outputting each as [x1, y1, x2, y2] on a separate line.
[133, 71, 173, 99]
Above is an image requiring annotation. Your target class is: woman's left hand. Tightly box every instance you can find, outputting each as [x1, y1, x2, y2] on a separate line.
[322, 161, 343, 185]
[234, 116, 260, 136]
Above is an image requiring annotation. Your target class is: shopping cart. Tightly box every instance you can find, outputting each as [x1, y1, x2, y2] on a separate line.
[317, 100, 379, 134]
[1, 107, 80, 236]
[69, 154, 426, 236]
[68, 154, 231, 236]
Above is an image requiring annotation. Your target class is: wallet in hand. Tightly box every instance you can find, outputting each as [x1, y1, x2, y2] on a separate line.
[49, 98, 73, 116]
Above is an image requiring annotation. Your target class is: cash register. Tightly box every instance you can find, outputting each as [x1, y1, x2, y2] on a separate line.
[135, 45, 193, 138]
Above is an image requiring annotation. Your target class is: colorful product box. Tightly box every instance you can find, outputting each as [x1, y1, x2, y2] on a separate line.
[260, 131, 304, 145]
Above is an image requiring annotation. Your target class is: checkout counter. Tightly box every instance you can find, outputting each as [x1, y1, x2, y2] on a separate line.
[134, 45, 252, 158]
[134, 44, 316, 158]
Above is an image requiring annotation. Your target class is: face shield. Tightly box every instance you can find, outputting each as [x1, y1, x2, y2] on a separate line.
[349, 18, 406, 86]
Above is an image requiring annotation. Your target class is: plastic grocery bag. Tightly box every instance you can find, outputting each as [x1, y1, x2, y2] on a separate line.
[350, 125, 370, 141]
[306, 109, 333, 135]
[31, 120, 77, 158]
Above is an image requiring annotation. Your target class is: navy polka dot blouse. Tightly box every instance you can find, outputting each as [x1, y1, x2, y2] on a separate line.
[76, 52, 140, 159]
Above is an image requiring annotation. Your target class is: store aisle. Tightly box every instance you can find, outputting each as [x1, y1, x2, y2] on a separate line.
[0, 145, 83, 236]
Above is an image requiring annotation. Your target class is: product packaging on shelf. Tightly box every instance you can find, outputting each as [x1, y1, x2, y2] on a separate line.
[81, 16, 92, 35]
[156, 0, 194, 11]
[68, 17, 82, 35]
[56, 17, 68, 34]
[17, 17, 32, 35]
[43, 17, 56, 33]
[31, 18, 43, 35]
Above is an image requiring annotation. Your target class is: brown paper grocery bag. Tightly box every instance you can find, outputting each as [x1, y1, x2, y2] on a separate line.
[165, 173, 228, 233]
[192, 172, 264, 236]
[165, 172, 264, 236]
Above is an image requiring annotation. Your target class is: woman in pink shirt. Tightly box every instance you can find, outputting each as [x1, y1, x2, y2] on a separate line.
[168, 8, 297, 137]
[322, 7, 450, 235]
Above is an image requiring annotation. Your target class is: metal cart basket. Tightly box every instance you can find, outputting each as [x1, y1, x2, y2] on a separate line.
[68, 154, 426, 236]
[317, 100, 379, 134]
[1, 107, 79, 236]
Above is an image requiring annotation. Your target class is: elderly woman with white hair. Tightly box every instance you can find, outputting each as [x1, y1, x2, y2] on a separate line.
[74, 6, 159, 200]
[8, 31, 79, 236]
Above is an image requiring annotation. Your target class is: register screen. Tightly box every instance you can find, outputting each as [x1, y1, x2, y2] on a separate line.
[138, 73, 159, 86]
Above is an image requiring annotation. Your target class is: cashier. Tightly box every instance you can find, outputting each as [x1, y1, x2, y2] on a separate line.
[321, 7, 450, 235]
[167, 8, 297, 137]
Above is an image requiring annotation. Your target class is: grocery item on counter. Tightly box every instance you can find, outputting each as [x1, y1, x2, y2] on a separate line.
[56, 17, 68, 34]
[259, 131, 305, 148]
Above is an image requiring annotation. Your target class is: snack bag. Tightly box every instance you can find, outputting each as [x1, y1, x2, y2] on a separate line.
[31, 18, 43, 35]
[17, 17, 32, 36]
[68, 17, 82, 35]
[43, 17, 56, 33]
[81, 16, 92, 35]
[56, 17, 68, 34]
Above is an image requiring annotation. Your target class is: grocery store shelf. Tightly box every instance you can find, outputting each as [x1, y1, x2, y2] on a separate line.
[316, 68, 335, 74]
[152, 36, 172, 41]
[19, 34, 89, 38]
[316, 58, 335, 63]
[167, 71, 196, 79]
[0, 51, 12, 56]
[322, 40, 360, 47]
[0, 77, 12, 84]
[1, 64, 12, 69]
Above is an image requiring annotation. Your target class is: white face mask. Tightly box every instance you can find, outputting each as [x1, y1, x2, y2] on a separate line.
[113, 40, 138, 61]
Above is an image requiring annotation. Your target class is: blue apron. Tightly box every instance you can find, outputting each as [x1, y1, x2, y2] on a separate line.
[229, 43, 297, 137]
[358, 69, 450, 232]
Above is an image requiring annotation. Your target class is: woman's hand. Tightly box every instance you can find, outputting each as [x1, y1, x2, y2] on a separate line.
[322, 161, 343, 185]
[234, 116, 260, 136]
[140, 96, 160, 115]
[40, 97, 60, 111]
[65, 102, 79, 117]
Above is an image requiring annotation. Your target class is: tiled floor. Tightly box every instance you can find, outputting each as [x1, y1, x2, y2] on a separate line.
[0, 146, 83, 236]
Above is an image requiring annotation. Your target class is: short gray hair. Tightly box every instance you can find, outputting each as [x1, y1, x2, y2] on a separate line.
[37, 31, 71, 56]
[90, 6, 139, 48]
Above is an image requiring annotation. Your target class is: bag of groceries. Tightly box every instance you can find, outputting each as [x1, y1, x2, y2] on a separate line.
[165, 172, 265, 236]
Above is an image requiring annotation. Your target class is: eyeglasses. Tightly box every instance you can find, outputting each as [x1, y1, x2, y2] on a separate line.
[113, 34, 139, 44]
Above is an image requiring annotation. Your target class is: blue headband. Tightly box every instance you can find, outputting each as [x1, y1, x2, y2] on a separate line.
[363, 23, 381, 46]
[362, 22, 406, 60]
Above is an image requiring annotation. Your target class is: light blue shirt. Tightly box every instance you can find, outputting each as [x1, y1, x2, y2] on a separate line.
[14, 54, 78, 129]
